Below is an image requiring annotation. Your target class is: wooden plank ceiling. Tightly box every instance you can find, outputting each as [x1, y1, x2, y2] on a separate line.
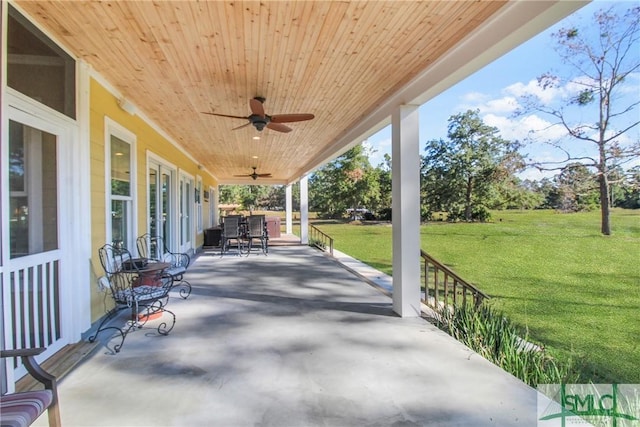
[15, 1, 507, 184]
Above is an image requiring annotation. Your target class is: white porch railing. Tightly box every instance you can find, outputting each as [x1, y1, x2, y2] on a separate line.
[3, 251, 63, 371]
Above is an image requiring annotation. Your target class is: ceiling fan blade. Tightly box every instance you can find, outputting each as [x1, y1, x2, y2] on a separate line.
[266, 122, 292, 133]
[201, 112, 248, 120]
[233, 174, 252, 177]
[270, 113, 315, 123]
[256, 173, 272, 177]
[231, 122, 252, 131]
[249, 98, 266, 118]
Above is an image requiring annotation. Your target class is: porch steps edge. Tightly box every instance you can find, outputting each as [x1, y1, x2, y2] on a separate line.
[16, 341, 98, 392]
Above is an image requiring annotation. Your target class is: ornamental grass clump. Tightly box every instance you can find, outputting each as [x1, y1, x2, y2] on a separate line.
[433, 302, 572, 387]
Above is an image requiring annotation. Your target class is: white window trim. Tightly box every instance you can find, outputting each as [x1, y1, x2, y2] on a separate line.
[104, 117, 137, 250]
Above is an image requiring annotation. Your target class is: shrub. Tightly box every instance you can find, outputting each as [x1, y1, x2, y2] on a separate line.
[377, 207, 392, 221]
[471, 205, 491, 222]
[432, 302, 573, 387]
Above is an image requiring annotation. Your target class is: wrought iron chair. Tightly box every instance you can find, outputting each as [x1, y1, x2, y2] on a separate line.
[136, 234, 191, 298]
[245, 215, 268, 255]
[89, 244, 176, 353]
[0, 347, 61, 427]
[220, 215, 243, 256]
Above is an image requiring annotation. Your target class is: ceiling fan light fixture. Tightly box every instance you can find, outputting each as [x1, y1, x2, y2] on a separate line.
[202, 97, 313, 133]
[251, 116, 268, 131]
[233, 166, 272, 181]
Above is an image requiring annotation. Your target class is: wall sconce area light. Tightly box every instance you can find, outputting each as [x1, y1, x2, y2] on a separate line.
[117, 98, 137, 115]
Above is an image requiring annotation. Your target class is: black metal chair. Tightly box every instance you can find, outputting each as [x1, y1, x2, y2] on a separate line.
[0, 347, 61, 427]
[220, 216, 243, 256]
[136, 233, 191, 298]
[88, 244, 176, 353]
[245, 215, 268, 255]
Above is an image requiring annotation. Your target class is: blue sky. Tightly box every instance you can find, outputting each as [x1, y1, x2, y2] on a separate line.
[364, 1, 640, 181]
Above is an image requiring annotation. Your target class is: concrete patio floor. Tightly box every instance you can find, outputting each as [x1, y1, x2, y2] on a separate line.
[37, 244, 538, 426]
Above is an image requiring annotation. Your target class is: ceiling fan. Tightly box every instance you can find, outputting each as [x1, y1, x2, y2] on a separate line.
[202, 97, 314, 133]
[234, 167, 272, 181]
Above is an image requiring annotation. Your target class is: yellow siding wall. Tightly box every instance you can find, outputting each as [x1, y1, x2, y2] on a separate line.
[89, 78, 218, 322]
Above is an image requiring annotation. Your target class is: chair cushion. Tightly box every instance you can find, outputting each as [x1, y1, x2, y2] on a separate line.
[0, 390, 53, 427]
[165, 266, 186, 277]
[114, 285, 168, 303]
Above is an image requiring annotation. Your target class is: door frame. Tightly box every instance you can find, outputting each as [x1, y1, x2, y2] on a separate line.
[178, 170, 195, 254]
[2, 90, 87, 385]
[146, 152, 177, 252]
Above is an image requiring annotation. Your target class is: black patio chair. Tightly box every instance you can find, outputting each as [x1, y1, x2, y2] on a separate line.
[220, 215, 243, 256]
[88, 244, 176, 353]
[245, 214, 268, 255]
[136, 233, 191, 299]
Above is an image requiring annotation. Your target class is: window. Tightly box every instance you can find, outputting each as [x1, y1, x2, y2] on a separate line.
[8, 120, 59, 258]
[107, 124, 135, 250]
[7, 5, 76, 119]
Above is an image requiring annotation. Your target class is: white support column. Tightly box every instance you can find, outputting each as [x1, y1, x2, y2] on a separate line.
[391, 104, 422, 317]
[300, 176, 309, 244]
[285, 184, 293, 235]
[213, 185, 220, 225]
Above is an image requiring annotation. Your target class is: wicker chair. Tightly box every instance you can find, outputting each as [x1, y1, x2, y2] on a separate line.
[88, 244, 176, 353]
[136, 234, 191, 299]
[0, 347, 61, 427]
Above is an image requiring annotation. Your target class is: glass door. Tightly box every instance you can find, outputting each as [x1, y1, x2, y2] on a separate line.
[148, 161, 175, 251]
[179, 173, 193, 253]
[162, 171, 172, 247]
[149, 167, 158, 238]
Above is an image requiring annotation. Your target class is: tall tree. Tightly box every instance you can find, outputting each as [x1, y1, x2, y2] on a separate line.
[309, 145, 380, 219]
[519, 6, 640, 234]
[373, 153, 392, 219]
[619, 165, 640, 209]
[554, 163, 600, 212]
[219, 184, 269, 212]
[421, 110, 519, 221]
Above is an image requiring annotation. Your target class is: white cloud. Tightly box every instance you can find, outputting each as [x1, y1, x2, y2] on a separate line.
[619, 72, 640, 95]
[504, 79, 563, 104]
[516, 168, 557, 181]
[460, 91, 489, 104]
[482, 113, 565, 143]
[478, 96, 520, 115]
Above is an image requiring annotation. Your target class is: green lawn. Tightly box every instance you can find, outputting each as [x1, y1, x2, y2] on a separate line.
[311, 209, 640, 383]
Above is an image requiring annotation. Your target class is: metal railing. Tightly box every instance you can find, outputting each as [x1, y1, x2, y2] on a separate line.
[421, 250, 489, 309]
[309, 225, 334, 256]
